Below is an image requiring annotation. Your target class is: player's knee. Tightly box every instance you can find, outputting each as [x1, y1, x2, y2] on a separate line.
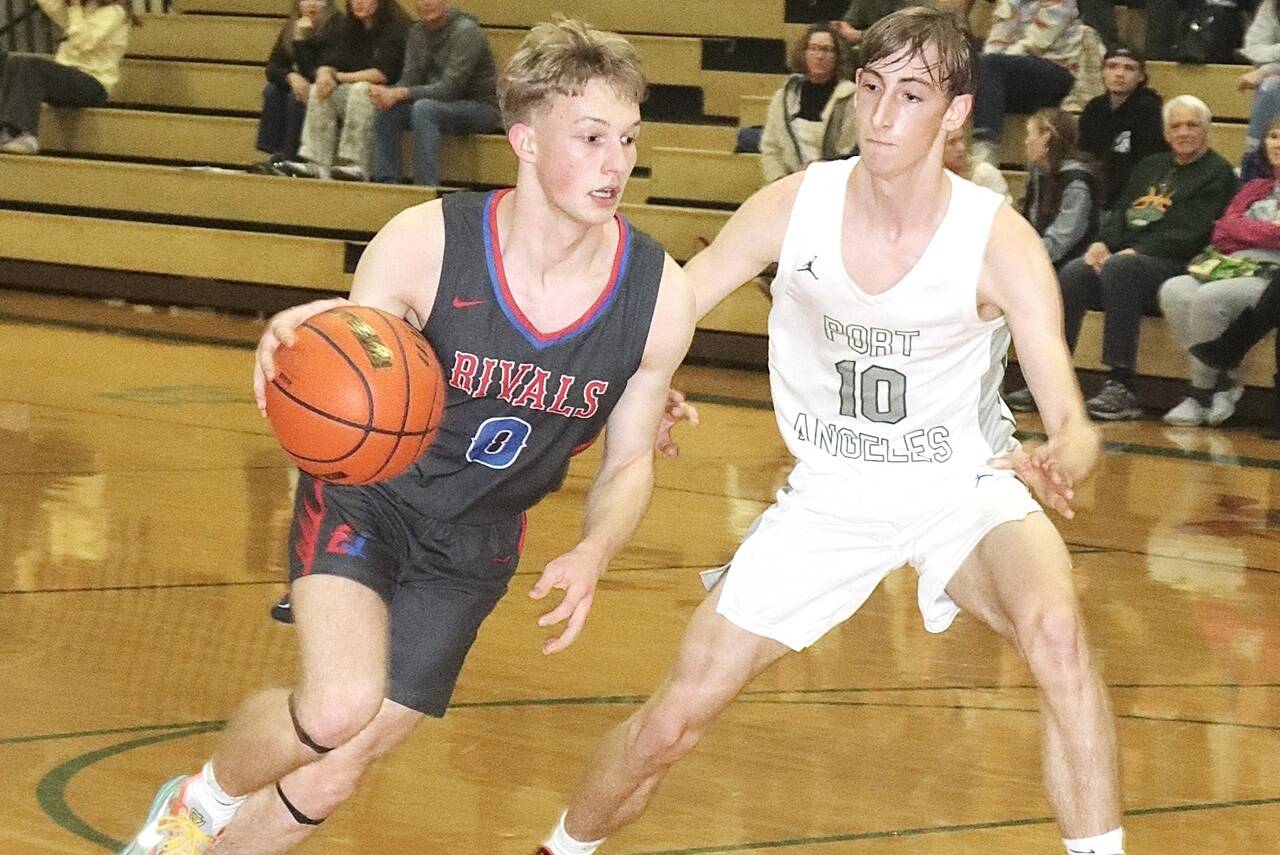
[632, 693, 717, 766]
[292, 686, 383, 751]
[1016, 604, 1089, 680]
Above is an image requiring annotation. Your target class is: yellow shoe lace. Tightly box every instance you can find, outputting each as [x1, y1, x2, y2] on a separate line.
[153, 813, 214, 854]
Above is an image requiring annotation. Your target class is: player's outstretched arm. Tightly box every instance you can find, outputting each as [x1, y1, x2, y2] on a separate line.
[982, 207, 1102, 517]
[529, 256, 697, 654]
[683, 172, 803, 320]
[252, 200, 445, 414]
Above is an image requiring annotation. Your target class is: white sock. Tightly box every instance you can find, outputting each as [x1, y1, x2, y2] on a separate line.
[183, 761, 246, 833]
[544, 811, 605, 855]
[1064, 827, 1124, 855]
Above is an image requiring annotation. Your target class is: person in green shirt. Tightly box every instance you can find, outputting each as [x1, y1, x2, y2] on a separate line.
[1055, 95, 1238, 420]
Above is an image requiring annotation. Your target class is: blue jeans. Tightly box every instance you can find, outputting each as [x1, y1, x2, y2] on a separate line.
[256, 81, 307, 159]
[972, 53, 1074, 142]
[372, 98, 501, 185]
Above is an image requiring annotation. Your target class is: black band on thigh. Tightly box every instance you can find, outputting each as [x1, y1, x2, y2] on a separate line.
[288, 693, 335, 754]
[275, 782, 325, 826]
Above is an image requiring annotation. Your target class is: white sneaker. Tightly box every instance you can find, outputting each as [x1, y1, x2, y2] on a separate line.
[0, 133, 39, 154]
[1206, 384, 1244, 425]
[1162, 396, 1206, 426]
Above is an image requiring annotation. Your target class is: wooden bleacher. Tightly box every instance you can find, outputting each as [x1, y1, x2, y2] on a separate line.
[1, 0, 1273, 396]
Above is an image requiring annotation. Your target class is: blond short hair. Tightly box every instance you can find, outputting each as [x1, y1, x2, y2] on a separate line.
[498, 17, 648, 129]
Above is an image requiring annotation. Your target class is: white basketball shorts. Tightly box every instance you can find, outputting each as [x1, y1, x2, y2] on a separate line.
[701, 470, 1042, 650]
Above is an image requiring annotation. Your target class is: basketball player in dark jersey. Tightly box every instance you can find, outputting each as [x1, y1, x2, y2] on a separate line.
[118, 20, 695, 855]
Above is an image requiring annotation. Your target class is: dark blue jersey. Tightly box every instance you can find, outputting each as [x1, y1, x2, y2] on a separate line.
[375, 189, 665, 523]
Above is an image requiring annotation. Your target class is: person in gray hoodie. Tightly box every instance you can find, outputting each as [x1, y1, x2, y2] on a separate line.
[368, 0, 498, 184]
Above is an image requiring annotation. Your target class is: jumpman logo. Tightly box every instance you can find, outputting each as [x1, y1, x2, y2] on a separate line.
[797, 255, 819, 280]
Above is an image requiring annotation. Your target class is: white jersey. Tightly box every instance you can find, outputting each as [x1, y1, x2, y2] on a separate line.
[769, 156, 1018, 502]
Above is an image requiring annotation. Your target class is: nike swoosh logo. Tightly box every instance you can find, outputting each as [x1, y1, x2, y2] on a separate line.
[452, 297, 485, 309]
[492, 555, 512, 565]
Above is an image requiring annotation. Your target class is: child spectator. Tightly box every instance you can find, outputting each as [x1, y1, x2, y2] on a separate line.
[0, 0, 133, 154]
[1022, 108, 1098, 267]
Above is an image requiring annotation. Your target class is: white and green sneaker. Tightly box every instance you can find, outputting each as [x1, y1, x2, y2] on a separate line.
[119, 775, 217, 855]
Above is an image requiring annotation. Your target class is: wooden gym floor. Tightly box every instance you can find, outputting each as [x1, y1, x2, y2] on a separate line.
[1, 290, 1278, 853]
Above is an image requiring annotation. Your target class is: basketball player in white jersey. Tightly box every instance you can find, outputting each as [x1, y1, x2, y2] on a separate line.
[538, 8, 1125, 855]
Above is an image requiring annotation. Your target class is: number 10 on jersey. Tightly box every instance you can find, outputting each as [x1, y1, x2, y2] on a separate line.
[836, 360, 907, 424]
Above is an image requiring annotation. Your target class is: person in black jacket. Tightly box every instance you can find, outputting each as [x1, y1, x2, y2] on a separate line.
[1077, 46, 1167, 209]
[281, 0, 408, 179]
[253, 0, 338, 172]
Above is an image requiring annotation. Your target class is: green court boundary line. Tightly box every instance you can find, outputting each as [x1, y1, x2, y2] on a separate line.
[30, 692, 1280, 851]
[9, 678, 1279, 747]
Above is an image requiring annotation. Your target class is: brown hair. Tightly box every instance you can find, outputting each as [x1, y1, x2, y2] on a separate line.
[1025, 108, 1092, 231]
[498, 17, 648, 129]
[859, 6, 977, 98]
[786, 22, 852, 81]
[277, 0, 337, 58]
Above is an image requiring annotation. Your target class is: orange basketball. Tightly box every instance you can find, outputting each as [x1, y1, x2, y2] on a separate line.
[264, 305, 447, 485]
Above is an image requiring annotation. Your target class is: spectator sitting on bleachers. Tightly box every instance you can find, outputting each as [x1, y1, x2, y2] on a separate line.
[1237, 0, 1280, 178]
[1190, 272, 1280, 438]
[759, 22, 856, 184]
[368, 0, 499, 186]
[1078, 45, 1167, 208]
[1021, 108, 1098, 266]
[281, 0, 408, 180]
[970, 0, 1082, 167]
[0, 0, 133, 155]
[831, 0, 924, 67]
[1157, 115, 1280, 426]
[253, 0, 339, 174]
[942, 125, 1010, 200]
[1057, 95, 1238, 420]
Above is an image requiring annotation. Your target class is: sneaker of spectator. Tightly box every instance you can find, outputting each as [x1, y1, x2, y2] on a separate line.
[330, 163, 368, 181]
[280, 160, 328, 179]
[247, 157, 292, 176]
[1086, 378, 1144, 420]
[1004, 386, 1038, 412]
[0, 133, 39, 154]
[1206, 382, 1245, 424]
[1162, 395, 1206, 425]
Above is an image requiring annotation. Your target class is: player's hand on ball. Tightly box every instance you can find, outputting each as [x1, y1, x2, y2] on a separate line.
[529, 544, 605, 655]
[656, 388, 700, 458]
[253, 297, 351, 415]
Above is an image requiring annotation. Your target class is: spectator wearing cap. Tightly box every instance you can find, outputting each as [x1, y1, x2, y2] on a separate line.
[1078, 45, 1168, 209]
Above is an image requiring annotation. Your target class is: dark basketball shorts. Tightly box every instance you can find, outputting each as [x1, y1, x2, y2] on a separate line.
[286, 473, 524, 717]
